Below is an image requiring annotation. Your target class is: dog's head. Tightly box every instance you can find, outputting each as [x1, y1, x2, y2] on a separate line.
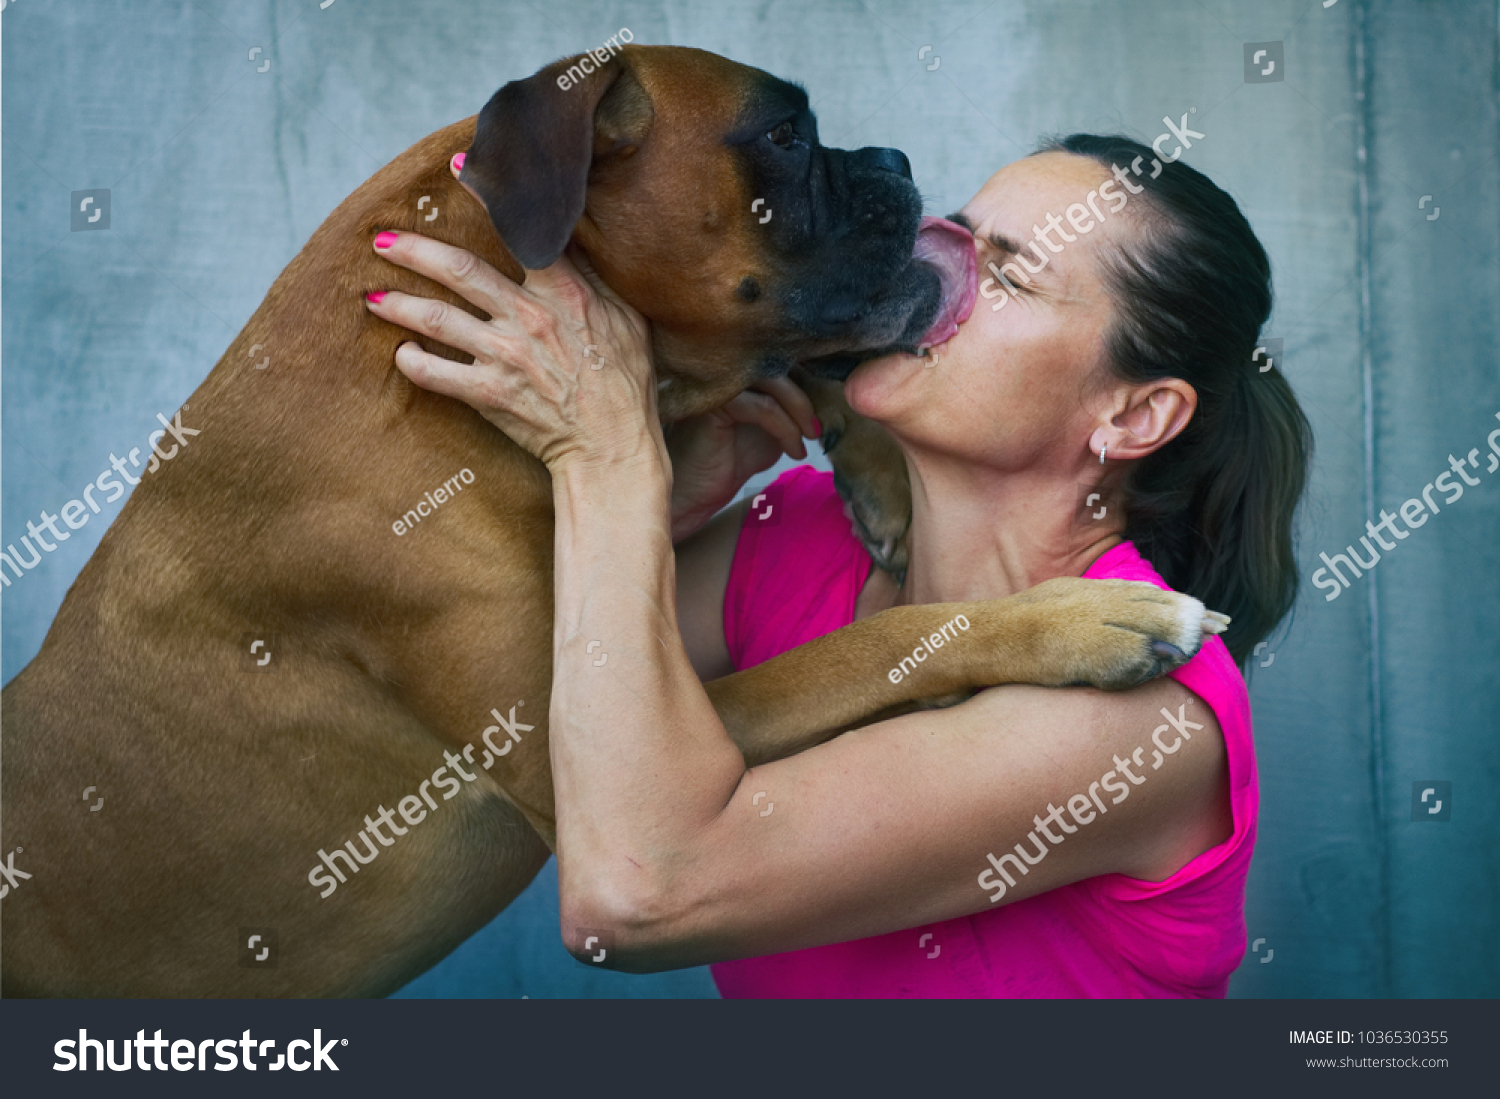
[460, 44, 976, 419]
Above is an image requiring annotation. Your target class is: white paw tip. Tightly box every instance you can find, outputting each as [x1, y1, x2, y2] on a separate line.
[1176, 596, 1209, 651]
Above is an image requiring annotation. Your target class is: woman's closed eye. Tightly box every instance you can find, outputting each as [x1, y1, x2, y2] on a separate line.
[978, 246, 1030, 292]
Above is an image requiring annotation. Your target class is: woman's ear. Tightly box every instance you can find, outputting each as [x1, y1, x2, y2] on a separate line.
[1091, 379, 1197, 461]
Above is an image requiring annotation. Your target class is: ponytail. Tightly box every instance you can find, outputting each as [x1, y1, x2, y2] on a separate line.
[1128, 365, 1312, 664]
[1041, 134, 1313, 665]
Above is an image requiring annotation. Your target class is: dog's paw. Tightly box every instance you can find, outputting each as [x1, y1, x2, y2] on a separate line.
[790, 366, 913, 577]
[834, 469, 911, 578]
[1013, 577, 1229, 691]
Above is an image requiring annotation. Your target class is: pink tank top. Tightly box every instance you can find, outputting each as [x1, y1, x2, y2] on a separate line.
[713, 466, 1258, 998]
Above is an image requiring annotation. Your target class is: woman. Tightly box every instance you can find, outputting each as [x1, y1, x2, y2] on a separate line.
[364, 134, 1312, 997]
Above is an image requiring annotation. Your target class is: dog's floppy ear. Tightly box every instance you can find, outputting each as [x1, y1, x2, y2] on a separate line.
[461, 52, 654, 269]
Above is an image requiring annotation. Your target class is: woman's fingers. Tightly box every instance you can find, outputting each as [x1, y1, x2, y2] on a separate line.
[377, 228, 598, 335]
[367, 220, 667, 472]
[390, 337, 512, 410]
[721, 389, 809, 460]
[367, 290, 503, 366]
[750, 376, 822, 441]
[373, 231, 517, 319]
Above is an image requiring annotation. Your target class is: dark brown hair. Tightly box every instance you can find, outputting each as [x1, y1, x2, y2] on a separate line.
[1041, 134, 1313, 665]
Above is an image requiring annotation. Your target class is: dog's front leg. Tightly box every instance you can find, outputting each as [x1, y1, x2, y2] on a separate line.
[708, 579, 1227, 766]
[791, 368, 912, 579]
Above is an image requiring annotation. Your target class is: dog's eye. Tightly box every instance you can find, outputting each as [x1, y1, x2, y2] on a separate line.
[767, 121, 796, 147]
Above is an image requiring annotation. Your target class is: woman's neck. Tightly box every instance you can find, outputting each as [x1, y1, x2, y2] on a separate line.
[859, 449, 1124, 616]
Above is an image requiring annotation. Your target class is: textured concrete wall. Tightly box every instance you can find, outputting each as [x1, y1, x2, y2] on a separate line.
[4, 0, 1496, 998]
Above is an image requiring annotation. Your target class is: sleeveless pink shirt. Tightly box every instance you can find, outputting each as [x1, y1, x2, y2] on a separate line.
[712, 466, 1258, 998]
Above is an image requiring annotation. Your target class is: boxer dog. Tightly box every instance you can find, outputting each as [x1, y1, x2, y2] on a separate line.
[1, 46, 1220, 997]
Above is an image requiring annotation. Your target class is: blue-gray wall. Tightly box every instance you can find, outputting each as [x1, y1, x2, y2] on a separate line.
[4, 0, 1496, 998]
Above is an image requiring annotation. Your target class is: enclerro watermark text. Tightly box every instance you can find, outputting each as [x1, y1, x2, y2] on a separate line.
[888, 613, 970, 684]
[556, 29, 634, 90]
[392, 468, 475, 536]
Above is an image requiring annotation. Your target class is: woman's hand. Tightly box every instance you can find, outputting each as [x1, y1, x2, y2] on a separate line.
[665, 378, 821, 541]
[368, 230, 821, 536]
[367, 232, 657, 474]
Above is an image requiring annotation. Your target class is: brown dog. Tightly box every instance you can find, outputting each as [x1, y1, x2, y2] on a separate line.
[0, 46, 1217, 997]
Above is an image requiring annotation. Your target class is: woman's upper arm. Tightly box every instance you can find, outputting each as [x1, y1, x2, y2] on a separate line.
[675, 498, 750, 681]
[610, 676, 1228, 972]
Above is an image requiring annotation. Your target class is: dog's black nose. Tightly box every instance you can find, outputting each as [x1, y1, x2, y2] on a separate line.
[853, 146, 913, 179]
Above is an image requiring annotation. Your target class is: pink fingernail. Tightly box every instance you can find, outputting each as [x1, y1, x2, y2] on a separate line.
[451, 152, 466, 174]
[366, 291, 387, 304]
[811, 418, 823, 436]
[374, 231, 399, 250]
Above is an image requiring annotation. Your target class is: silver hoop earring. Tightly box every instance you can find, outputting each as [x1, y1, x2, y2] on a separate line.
[1100, 443, 1107, 465]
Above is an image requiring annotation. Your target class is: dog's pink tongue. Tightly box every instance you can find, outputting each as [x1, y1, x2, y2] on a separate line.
[913, 216, 978, 350]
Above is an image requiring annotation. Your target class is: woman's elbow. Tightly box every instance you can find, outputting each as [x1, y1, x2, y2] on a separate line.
[558, 862, 691, 973]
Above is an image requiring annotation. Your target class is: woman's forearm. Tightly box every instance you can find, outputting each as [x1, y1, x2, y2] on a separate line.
[549, 446, 748, 931]
[359, 227, 764, 934]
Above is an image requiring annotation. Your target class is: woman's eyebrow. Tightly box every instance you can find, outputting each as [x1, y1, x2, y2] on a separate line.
[946, 211, 1022, 256]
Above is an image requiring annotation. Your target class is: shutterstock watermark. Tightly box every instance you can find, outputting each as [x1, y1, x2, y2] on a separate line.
[976, 701, 1203, 902]
[555, 28, 634, 90]
[980, 109, 1205, 312]
[54, 1029, 344, 1072]
[1, 410, 198, 588]
[1311, 410, 1499, 602]
[307, 701, 531, 897]
[0, 847, 32, 899]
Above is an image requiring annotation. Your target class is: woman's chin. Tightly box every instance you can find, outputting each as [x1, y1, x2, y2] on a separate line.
[845, 349, 923, 418]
